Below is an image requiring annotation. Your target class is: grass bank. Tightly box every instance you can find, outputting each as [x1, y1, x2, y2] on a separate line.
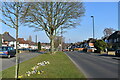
[1, 52, 85, 78]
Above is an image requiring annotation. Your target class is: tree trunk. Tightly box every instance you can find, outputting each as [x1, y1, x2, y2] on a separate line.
[15, 3, 19, 79]
[50, 37, 55, 54]
[15, 25, 18, 79]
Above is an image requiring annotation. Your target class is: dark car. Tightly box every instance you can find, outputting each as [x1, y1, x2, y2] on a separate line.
[0, 46, 16, 58]
[69, 45, 76, 51]
[115, 49, 120, 56]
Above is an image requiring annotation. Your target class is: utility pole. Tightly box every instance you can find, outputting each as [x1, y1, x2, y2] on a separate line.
[0, 34, 2, 47]
[36, 35, 38, 47]
[91, 16, 95, 39]
[118, 1, 120, 31]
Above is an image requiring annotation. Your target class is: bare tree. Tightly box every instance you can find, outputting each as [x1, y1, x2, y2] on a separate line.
[103, 28, 116, 37]
[23, 2, 85, 53]
[0, 2, 30, 78]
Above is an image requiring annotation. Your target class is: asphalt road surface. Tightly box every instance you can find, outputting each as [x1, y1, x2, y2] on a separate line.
[0, 52, 40, 71]
[66, 51, 120, 78]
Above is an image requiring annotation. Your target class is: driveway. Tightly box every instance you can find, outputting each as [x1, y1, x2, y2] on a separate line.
[66, 51, 119, 78]
[0, 52, 40, 71]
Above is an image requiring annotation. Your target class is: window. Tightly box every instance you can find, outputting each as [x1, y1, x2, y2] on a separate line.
[114, 39, 116, 42]
[0, 47, 2, 51]
[8, 47, 13, 51]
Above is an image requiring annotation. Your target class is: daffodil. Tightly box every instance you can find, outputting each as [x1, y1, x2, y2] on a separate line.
[40, 70, 44, 73]
[31, 70, 36, 74]
[31, 67, 35, 70]
[37, 71, 41, 74]
[47, 61, 50, 64]
[35, 66, 39, 69]
[27, 74, 30, 76]
[18, 75, 23, 78]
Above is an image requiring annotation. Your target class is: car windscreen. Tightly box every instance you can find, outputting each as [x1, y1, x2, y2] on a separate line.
[7, 47, 14, 51]
[0, 47, 2, 51]
[2, 47, 8, 51]
[1, 47, 13, 51]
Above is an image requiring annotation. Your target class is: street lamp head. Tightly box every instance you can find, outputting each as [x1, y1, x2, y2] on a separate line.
[91, 16, 94, 18]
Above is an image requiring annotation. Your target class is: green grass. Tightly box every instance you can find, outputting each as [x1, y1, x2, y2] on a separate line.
[1, 52, 85, 78]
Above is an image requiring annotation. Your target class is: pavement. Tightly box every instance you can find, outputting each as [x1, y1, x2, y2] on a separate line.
[66, 51, 120, 78]
[0, 52, 41, 71]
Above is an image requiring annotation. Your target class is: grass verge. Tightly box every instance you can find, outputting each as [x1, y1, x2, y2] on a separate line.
[1, 52, 85, 78]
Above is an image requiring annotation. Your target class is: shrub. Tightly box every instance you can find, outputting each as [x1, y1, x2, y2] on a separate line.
[94, 40, 108, 52]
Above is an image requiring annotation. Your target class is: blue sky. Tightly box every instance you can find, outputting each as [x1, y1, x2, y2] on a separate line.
[1, 2, 118, 43]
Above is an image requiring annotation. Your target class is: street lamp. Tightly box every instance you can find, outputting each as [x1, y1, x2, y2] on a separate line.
[0, 35, 2, 47]
[91, 16, 95, 39]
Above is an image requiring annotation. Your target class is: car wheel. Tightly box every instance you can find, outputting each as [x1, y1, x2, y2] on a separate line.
[8, 55, 11, 58]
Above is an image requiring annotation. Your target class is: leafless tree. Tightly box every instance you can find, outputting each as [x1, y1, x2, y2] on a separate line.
[23, 2, 85, 53]
[103, 28, 116, 37]
[0, 2, 30, 78]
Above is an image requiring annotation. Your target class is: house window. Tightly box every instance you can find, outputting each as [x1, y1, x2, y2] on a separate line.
[114, 39, 116, 42]
[117, 38, 119, 42]
[118, 38, 120, 42]
[109, 39, 112, 43]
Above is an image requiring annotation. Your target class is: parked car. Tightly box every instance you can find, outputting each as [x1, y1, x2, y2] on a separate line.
[29, 49, 38, 52]
[0, 46, 16, 58]
[87, 46, 97, 52]
[115, 49, 120, 56]
[69, 45, 76, 51]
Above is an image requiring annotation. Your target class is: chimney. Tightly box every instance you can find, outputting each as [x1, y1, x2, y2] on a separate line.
[4, 32, 9, 35]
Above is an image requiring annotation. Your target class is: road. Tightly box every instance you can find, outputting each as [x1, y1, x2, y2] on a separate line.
[66, 51, 120, 78]
[0, 52, 41, 71]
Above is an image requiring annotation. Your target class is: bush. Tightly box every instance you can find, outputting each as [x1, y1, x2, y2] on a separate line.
[38, 42, 41, 50]
[94, 40, 108, 52]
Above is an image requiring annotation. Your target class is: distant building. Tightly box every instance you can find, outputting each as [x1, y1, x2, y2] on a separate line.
[0, 32, 38, 49]
[17, 38, 29, 49]
[41, 43, 50, 50]
[83, 38, 96, 48]
[18, 38, 37, 49]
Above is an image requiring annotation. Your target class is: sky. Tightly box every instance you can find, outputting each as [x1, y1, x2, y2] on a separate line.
[0, 2, 118, 43]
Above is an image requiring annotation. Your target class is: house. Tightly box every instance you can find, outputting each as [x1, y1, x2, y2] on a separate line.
[17, 38, 29, 49]
[18, 38, 37, 49]
[83, 38, 96, 48]
[27, 40, 37, 49]
[41, 43, 50, 50]
[102, 36, 109, 43]
[76, 38, 96, 52]
[107, 31, 120, 50]
[1, 32, 16, 49]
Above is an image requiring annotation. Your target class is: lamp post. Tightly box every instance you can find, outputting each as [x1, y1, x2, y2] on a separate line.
[91, 16, 95, 39]
[0, 35, 2, 47]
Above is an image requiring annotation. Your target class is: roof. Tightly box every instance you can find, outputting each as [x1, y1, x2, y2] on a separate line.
[18, 38, 36, 45]
[87, 38, 96, 43]
[2, 32, 16, 42]
[18, 38, 29, 44]
[108, 31, 120, 39]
